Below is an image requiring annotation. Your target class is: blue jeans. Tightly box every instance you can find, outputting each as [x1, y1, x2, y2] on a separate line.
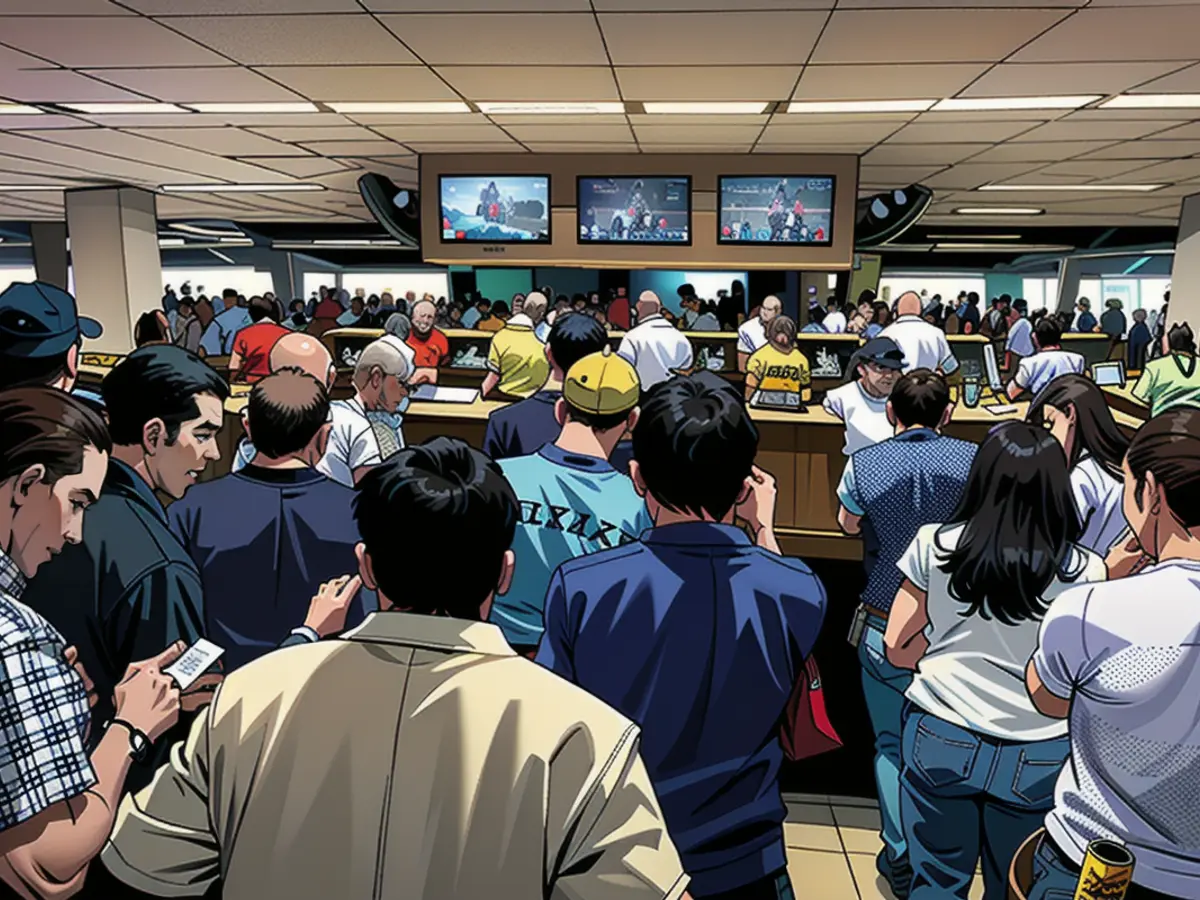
[858, 618, 913, 866]
[900, 707, 1069, 900]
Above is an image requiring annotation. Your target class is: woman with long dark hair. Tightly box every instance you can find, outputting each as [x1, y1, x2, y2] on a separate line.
[884, 421, 1107, 900]
[1027, 374, 1129, 554]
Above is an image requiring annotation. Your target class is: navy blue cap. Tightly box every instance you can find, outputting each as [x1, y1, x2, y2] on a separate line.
[0, 282, 103, 359]
[857, 337, 906, 370]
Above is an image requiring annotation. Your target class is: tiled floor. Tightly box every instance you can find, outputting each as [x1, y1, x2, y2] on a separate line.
[782, 794, 984, 899]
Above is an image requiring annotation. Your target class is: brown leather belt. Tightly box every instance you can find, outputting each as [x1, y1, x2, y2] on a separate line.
[861, 604, 889, 622]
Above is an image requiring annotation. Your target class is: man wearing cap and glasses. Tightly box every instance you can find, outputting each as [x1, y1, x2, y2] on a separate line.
[491, 347, 650, 658]
[0, 282, 104, 402]
[823, 337, 906, 456]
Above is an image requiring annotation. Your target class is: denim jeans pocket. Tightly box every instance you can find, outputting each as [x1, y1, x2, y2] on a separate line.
[1030, 842, 1078, 900]
[1011, 740, 1070, 807]
[910, 716, 980, 788]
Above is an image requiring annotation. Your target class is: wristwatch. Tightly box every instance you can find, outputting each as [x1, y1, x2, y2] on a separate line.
[108, 718, 151, 764]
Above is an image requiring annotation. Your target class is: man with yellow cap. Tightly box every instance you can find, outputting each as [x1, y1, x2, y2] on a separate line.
[491, 347, 651, 657]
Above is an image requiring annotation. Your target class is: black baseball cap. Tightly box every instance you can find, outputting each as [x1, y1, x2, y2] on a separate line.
[857, 337, 906, 371]
[0, 282, 103, 359]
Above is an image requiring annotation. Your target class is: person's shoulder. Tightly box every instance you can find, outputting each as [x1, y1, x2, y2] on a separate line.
[496, 450, 543, 478]
[558, 540, 648, 582]
[745, 545, 824, 592]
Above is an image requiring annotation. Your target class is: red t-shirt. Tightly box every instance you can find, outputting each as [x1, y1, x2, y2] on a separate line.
[406, 328, 450, 368]
[608, 297, 631, 331]
[232, 322, 289, 382]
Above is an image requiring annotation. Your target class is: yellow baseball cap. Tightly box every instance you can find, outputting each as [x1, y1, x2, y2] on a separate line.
[563, 347, 640, 416]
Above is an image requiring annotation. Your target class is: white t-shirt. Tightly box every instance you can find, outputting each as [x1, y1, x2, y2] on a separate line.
[318, 396, 383, 487]
[1070, 456, 1125, 555]
[1012, 350, 1086, 396]
[824, 310, 847, 334]
[899, 523, 1106, 741]
[822, 381, 893, 456]
[616, 316, 694, 389]
[737, 317, 768, 354]
[880, 315, 959, 374]
[1033, 560, 1200, 898]
[1006, 317, 1036, 358]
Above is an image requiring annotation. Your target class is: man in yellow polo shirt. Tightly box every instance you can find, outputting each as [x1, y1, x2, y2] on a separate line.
[744, 315, 812, 402]
[482, 291, 551, 399]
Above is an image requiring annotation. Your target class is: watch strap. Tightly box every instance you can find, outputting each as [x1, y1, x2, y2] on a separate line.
[108, 718, 150, 763]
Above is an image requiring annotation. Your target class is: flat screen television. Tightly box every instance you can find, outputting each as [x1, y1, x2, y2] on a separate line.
[577, 176, 691, 245]
[717, 175, 835, 245]
[438, 175, 550, 243]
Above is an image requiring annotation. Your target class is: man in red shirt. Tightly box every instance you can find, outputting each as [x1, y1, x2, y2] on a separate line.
[230, 295, 289, 383]
[406, 299, 450, 369]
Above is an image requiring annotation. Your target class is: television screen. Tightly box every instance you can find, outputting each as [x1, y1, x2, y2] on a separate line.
[439, 175, 550, 243]
[718, 176, 835, 245]
[577, 176, 691, 244]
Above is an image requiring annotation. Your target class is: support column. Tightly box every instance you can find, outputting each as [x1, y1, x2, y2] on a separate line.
[30, 222, 68, 290]
[1055, 257, 1083, 316]
[65, 187, 162, 354]
[1169, 193, 1200, 329]
[267, 250, 295, 300]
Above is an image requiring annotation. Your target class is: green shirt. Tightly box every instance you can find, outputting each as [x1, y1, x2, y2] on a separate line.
[1132, 353, 1200, 416]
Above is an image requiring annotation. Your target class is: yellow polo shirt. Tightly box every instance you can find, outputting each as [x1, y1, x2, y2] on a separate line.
[747, 344, 812, 397]
[487, 319, 550, 399]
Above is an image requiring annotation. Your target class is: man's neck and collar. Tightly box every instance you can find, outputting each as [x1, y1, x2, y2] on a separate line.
[892, 314, 924, 324]
[645, 508, 750, 546]
[508, 313, 534, 329]
[110, 445, 163, 502]
[637, 313, 664, 326]
[352, 596, 514, 656]
[549, 423, 619, 468]
[892, 423, 941, 441]
[1146, 523, 1200, 569]
[0, 543, 28, 599]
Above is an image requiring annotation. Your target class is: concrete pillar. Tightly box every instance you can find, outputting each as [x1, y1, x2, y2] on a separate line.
[30, 222, 68, 290]
[65, 187, 162, 354]
[266, 250, 295, 300]
[1056, 257, 1083, 316]
[1169, 193, 1200, 330]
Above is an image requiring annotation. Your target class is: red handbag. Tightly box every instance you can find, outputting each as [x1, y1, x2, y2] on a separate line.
[780, 656, 843, 761]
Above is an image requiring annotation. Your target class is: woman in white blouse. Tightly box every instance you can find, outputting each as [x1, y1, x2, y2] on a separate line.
[1026, 374, 1129, 555]
[884, 422, 1107, 900]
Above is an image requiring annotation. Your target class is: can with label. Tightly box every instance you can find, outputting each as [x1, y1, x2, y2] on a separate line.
[1074, 840, 1135, 900]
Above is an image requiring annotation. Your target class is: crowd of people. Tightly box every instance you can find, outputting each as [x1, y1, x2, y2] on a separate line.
[0, 271, 1197, 900]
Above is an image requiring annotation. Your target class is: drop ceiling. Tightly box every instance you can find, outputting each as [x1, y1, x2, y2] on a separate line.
[1, 0, 1200, 227]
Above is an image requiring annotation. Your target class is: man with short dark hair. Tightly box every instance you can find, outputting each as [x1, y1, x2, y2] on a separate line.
[103, 439, 692, 900]
[1006, 316, 1085, 400]
[198, 287, 252, 357]
[538, 372, 827, 900]
[23, 345, 229, 790]
[169, 369, 371, 673]
[835, 369, 976, 898]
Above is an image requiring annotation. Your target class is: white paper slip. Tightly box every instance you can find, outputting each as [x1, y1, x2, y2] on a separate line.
[163, 638, 224, 690]
[985, 404, 1020, 416]
[410, 385, 478, 404]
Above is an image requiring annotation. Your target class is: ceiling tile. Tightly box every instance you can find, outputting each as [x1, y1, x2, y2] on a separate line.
[128, 127, 308, 157]
[401, 141, 523, 153]
[1062, 108, 1197, 122]
[0, 16, 229, 67]
[757, 121, 904, 147]
[1139, 122, 1200, 141]
[365, 0, 589, 7]
[1103, 159, 1200, 183]
[255, 66, 457, 102]
[0, 69, 145, 102]
[248, 125, 378, 142]
[129, 0, 359, 10]
[0, 115, 94, 130]
[792, 63, 985, 101]
[858, 165, 946, 186]
[1012, 120, 1179, 142]
[237, 156, 350, 177]
[1030, 196, 1180, 214]
[811, 9, 1070, 64]
[967, 141, 1119, 163]
[616, 66, 800, 101]
[437, 66, 619, 102]
[0, 132, 219, 186]
[298, 140, 403, 156]
[632, 124, 764, 144]
[1129, 62, 1200, 94]
[1034, 159, 1157, 179]
[378, 13, 608, 65]
[371, 123, 511, 142]
[600, 12, 825, 65]
[1012, 6, 1200, 63]
[596, 0, 829, 7]
[0, 45, 48, 70]
[166, 15, 416, 66]
[84, 66, 305, 103]
[922, 163, 1047, 189]
[1080, 141, 1200, 160]
[864, 143, 990, 166]
[523, 142, 639, 152]
[887, 120, 1039, 144]
[961, 61, 1186, 97]
[0, 0, 132, 13]
[503, 123, 634, 142]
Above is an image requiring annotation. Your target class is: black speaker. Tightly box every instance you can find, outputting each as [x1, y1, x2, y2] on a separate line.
[855, 184, 933, 248]
[358, 173, 420, 249]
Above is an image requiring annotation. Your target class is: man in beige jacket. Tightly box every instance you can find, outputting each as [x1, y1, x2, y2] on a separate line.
[102, 437, 691, 900]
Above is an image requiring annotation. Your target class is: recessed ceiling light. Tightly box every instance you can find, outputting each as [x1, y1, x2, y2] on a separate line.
[158, 237, 187, 247]
[1101, 94, 1200, 109]
[160, 183, 326, 193]
[168, 222, 246, 237]
[978, 183, 1164, 192]
[186, 103, 319, 113]
[0, 184, 68, 191]
[933, 96, 1100, 111]
[65, 103, 187, 114]
[329, 102, 471, 114]
[953, 207, 1045, 215]
[786, 100, 934, 114]
[642, 102, 768, 115]
[312, 239, 373, 246]
[0, 104, 43, 115]
[925, 233, 1023, 240]
[476, 102, 625, 114]
[934, 242, 1073, 251]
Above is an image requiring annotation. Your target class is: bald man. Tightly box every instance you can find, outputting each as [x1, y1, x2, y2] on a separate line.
[616, 291, 694, 389]
[737, 295, 783, 371]
[406, 298, 450, 372]
[879, 290, 958, 374]
[269, 332, 337, 389]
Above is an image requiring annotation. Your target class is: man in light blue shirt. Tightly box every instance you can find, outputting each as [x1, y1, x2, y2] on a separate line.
[199, 288, 253, 357]
[493, 348, 650, 655]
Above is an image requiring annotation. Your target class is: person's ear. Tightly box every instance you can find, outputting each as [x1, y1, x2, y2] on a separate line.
[554, 397, 568, 427]
[495, 549, 515, 598]
[309, 423, 332, 465]
[629, 460, 647, 498]
[941, 402, 956, 429]
[66, 343, 80, 380]
[1146, 471, 1165, 515]
[886, 401, 896, 426]
[241, 410, 252, 442]
[142, 418, 166, 454]
[12, 464, 47, 506]
[355, 542, 378, 591]
[625, 407, 640, 433]
[736, 476, 754, 507]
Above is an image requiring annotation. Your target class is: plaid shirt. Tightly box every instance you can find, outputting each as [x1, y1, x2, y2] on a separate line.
[0, 548, 95, 832]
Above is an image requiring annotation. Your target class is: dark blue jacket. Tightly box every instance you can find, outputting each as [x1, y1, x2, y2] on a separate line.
[483, 388, 634, 472]
[537, 522, 826, 896]
[168, 465, 371, 673]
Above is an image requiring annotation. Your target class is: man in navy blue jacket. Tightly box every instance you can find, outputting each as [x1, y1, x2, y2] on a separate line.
[170, 368, 371, 672]
[537, 372, 827, 900]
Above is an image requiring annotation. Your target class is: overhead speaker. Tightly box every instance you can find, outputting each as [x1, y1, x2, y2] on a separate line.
[855, 184, 933, 248]
[358, 173, 420, 249]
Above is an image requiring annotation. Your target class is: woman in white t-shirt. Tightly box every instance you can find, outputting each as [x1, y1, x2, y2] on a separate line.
[1027, 374, 1129, 555]
[884, 422, 1107, 900]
